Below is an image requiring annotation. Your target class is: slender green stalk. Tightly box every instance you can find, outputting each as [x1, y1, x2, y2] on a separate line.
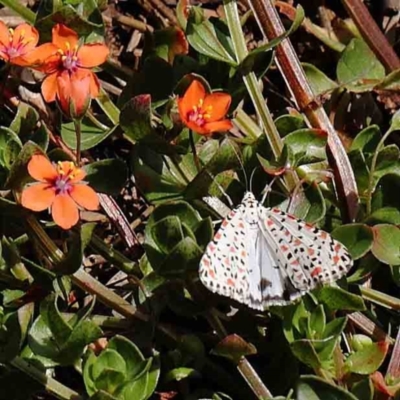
[96, 87, 120, 126]
[10, 357, 83, 400]
[190, 130, 201, 172]
[223, 0, 298, 193]
[73, 119, 82, 166]
[0, 0, 35, 24]
[359, 286, 400, 310]
[366, 128, 393, 215]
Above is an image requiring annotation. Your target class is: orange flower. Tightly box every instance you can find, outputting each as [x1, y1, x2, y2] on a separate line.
[57, 69, 91, 119]
[177, 80, 232, 135]
[27, 24, 109, 103]
[21, 155, 99, 230]
[0, 22, 39, 66]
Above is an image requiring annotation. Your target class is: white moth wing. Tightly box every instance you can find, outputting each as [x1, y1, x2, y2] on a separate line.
[199, 202, 253, 306]
[258, 205, 353, 292]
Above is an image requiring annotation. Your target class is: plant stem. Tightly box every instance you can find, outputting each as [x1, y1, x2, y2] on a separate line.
[223, 0, 299, 195]
[73, 119, 82, 166]
[341, 0, 400, 72]
[365, 128, 393, 215]
[359, 286, 400, 310]
[246, 0, 359, 222]
[190, 130, 201, 172]
[10, 357, 83, 400]
[0, 0, 35, 23]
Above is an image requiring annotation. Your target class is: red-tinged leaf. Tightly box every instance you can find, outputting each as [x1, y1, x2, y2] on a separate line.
[211, 334, 257, 363]
[370, 372, 400, 397]
[345, 341, 389, 375]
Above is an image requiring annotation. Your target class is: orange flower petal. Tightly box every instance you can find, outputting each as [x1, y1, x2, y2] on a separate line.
[204, 119, 233, 133]
[184, 120, 210, 135]
[52, 24, 79, 51]
[24, 43, 59, 70]
[42, 72, 58, 102]
[203, 92, 231, 122]
[77, 43, 109, 68]
[0, 21, 10, 47]
[70, 184, 99, 210]
[12, 23, 39, 51]
[51, 194, 79, 230]
[179, 80, 206, 120]
[87, 71, 100, 98]
[28, 154, 58, 182]
[21, 183, 56, 211]
[70, 168, 86, 182]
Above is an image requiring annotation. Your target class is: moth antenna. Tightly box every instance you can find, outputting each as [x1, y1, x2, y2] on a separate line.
[261, 176, 278, 205]
[204, 170, 234, 208]
[249, 167, 259, 194]
[227, 139, 249, 191]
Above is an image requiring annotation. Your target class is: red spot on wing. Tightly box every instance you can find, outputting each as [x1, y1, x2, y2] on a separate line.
[287, 214, 296, 220]
[230, 246, 236, 253]
[319, 231, 328, 240]
[307, 248, 315, 256]
[209, 243, 216, 252]
[311, 266, 322, 277]
[222, 220, 229, 227]
[227, 278, 235, 287]
[238, 222, 245, 229]
[291, 260, 300, 266]
[281, 244, 289, 252]
[266, 219, 274, 227]
[294, 238, 302, 246]
[215, 232, 222, 240]
[334, 243, 342, 252]
[333, 255, 340, 265]
[209, 269, 216, 279]
[203, 258, 210, 267]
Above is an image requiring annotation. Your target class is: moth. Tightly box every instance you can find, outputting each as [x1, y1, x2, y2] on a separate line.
[199, 192, 353, 310]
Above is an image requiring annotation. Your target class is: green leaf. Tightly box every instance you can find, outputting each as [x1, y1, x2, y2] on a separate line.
[95, 369, 127, 395]
[61, 119, 116, 151]
[303, 63, 338, 97]
[0, 311, 22, 362]
[35, 3, 104, 43]
[297, 375, 359, 400]
[351, 378, 374, 400]
[57, 320, 102, 365]
[371, 224, 400, 265]
[84, 159, 127, 195]
[315, 286, 365, 311]
[290, 340, 321, 369]
[345, 341, 389, 374]
[120, 94, 181, 154]
[150, 216, 186, 254]
[164, 367, 200, 383]
[309, 305, 326, 338]
[93, 349, 127, 381]
[118, 372, 149, 400]
[331, 223, 373, 260]
[9, 102, 49, 149]
[240, 5, 304, 74]
[211, 334, 257, 363]
[275, 114, 306, 137]
[143, 355, 160, 400]
[186, 7, 236, 65]
[55, 223, 95, 275]
[349, 125, 381, 154]
[43, 295, 73, 346]
[389, 108, 400, 133]
[131, 145, 185, 203]
[365, 207, 400, 225]
[107, 335, 147, 380]
[0, 127, 22, 171]
[159, 237, 203, 275]
[337, 38, 385, 92]
[5, 141, 43, 191]
[283, 128, 327, 165]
